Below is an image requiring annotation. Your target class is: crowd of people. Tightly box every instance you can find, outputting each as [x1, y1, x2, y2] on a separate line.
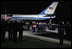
[1, 18, 24, 43]
[1, 18, 71, 47]
[32, 22, 47, 32]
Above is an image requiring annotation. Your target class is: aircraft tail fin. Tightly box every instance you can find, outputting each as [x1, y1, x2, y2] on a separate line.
[39, 2, 58, 15]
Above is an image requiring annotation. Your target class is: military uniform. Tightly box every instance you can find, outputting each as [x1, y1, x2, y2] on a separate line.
[58, 22, 65, 46]
[1, 19, 6, 42]
[18, 21, 23, 41]
[13, 21, 17, 42]
[8, 21, 13, 41]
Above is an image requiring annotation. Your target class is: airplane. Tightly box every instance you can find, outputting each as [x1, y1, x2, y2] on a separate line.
[1, 2, 58, 21]
[12, 2, 59, 20]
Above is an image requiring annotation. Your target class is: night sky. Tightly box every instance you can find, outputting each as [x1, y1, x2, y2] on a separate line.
[1, 0, 71, 23]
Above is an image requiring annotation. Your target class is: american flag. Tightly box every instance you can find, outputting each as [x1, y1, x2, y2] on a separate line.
[49, 7, 53, 9]
[5, 14, 7, 21]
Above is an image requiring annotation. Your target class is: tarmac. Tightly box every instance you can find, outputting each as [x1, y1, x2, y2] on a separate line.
[2, 30, 71, 48]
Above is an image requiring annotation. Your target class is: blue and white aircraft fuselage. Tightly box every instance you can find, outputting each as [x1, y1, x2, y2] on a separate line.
[12, 2, 58, 20]
[13, 15, 56, 20]
[2, 2, 58, 20]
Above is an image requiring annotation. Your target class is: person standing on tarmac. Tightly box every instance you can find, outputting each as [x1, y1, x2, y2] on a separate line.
[65, 21, 71, 39]
[1, 19, 6, 43]
[26, 22, 30, 30]
[58, 21, 65, 47]
[42, 22, 46, 32]
[8, 21, 13, 41]
[38, 22, 42, 32]
[32, 22, 37, 32]
[12, 20, 18, 42]
[36, 22, 39, 32]
[18, 20, 23, 41]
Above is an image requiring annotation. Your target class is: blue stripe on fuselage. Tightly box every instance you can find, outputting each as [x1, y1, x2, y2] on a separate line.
[13, 17, 49, 19]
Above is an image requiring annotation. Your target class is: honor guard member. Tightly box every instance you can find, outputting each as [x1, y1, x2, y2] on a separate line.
[8, 21, 13, 41]
[1, 19, 6, 42]
[13, 20, 17, 42]
[58, 21, 65, 47]
[19, 20, 23, 41]
[65, 21, 71, 39]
